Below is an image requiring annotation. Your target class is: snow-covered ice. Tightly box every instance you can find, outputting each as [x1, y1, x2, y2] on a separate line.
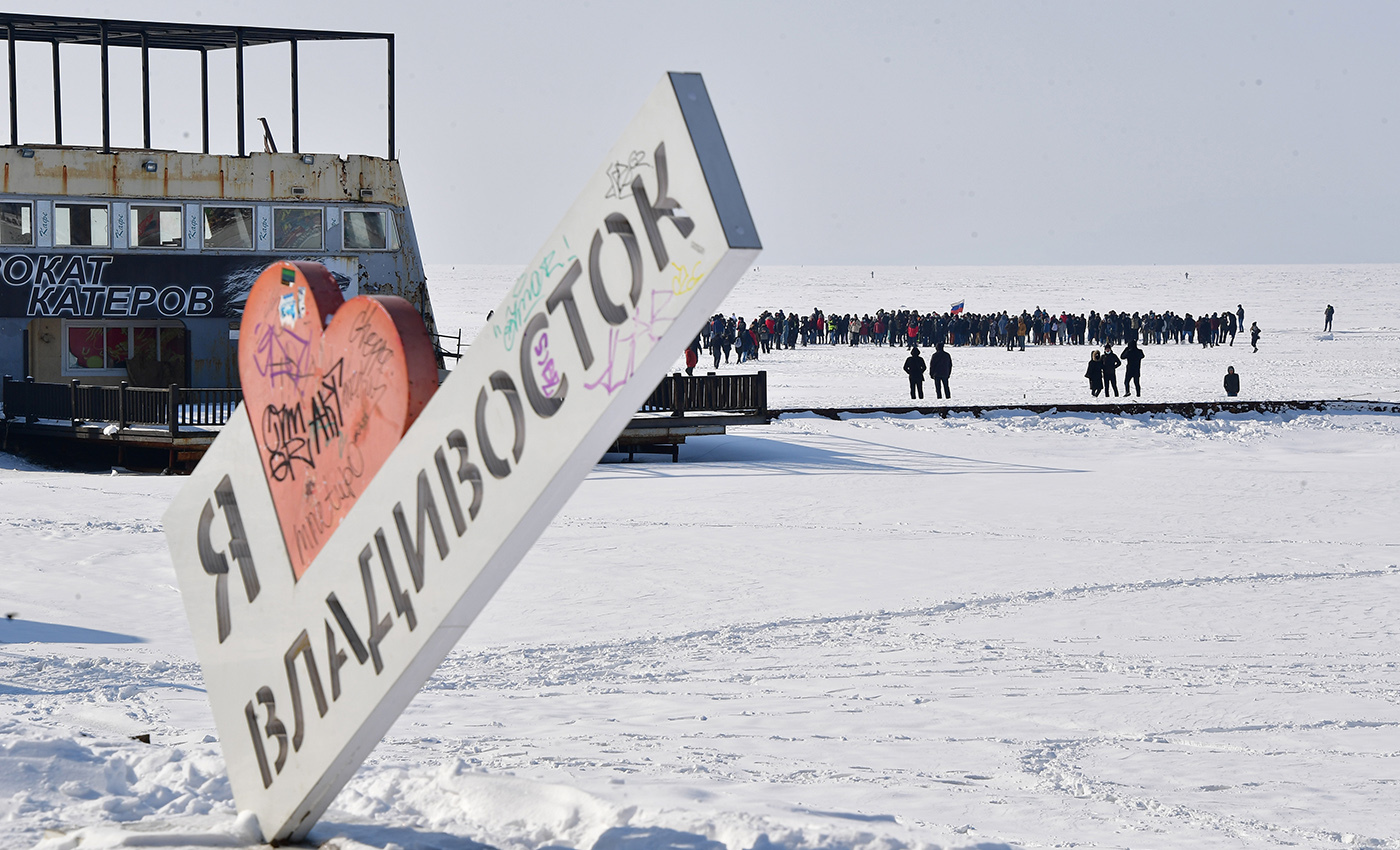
[1, 265, 1397, 849]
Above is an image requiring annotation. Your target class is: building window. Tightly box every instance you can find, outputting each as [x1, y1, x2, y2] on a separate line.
[0, 201, 32, 245]
[130, 204, 184, 248]
[203, 206, 255, 249]
[54, 203, 110, 248]
[343, 208, 397, 250]
[273, 207, 323, 250]
[64, 321, 188, 384]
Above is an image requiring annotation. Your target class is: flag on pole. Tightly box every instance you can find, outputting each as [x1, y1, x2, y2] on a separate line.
[950, 300, 965, 315]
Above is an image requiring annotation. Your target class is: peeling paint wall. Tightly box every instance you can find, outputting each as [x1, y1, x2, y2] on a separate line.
[0, 146, 436, 388]
[2, 149, 405, 206]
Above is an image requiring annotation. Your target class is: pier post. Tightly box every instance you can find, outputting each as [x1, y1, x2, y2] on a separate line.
[168, 384, 180, 438]
[672, 373, 685, 418]
[52, 40, 61, 144]
[100, 23, 110, 153]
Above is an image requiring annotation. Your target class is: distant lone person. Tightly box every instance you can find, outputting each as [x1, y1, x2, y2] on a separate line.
[1324, 304, 1334, 331]
[1250, 322, 1261, 352]
[1101, 344, 1121, 397]
[1122, 338, 1145, 397]
[929, 342, 952, 399]
[1224, 366, 1240, 397]
[903, 346, 926, 399]
[1085, 350, 1104, 397]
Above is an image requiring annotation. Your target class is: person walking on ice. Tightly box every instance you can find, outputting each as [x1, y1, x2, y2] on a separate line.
[903, 346, 926, 400]
[1122, 338, 1145, 397]
[1250, 321, 1262, 352]
[1085, 350, 1104, 397]
[1100, 344, 1121, 397]
[929, 342, 952, 399]
[1224, 366, 1240, 397]
[1324, 304, 1334, 332]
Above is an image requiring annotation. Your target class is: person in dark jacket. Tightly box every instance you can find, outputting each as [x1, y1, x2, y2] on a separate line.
[929, 342, 952, 399]
[1224, 366, 1240, 396]
[1121, 338, 1145, 397]
[1324, 304, 1334, 331]
[1250, 322, 1261, 352]
[1100, 344, 1121, 397]
[903, 346, 926, 399]
[1085, 350, 1104, 397]
[711, 316, 722, 369]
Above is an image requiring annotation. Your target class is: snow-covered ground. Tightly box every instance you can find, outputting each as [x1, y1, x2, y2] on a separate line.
[2, 266, 1398, 850]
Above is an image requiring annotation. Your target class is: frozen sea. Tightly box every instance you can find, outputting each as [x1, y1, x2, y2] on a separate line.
[1, 265, 1397, 850]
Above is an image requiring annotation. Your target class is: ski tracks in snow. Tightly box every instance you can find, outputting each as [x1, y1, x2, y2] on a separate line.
[411, 564, 1400, 847]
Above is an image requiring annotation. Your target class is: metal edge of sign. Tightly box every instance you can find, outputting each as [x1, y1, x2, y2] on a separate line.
[667, 72, 762, 252]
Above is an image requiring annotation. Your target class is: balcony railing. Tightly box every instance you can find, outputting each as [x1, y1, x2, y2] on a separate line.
[638, 371, 767, 418]
[1, 370, 767, 441]
[2, 376, 242, 437]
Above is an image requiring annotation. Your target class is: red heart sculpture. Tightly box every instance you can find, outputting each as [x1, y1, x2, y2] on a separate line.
[238, 261, 439, 579]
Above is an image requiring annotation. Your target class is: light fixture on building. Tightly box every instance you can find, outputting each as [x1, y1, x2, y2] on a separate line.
[301, 154, 314, 165]
[19, 148, 34, 158]
[142, 160, 159, 172]
[359, 188, 374, 199]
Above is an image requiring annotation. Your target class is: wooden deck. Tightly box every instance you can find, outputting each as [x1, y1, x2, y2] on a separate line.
[0, 372, 774, 470]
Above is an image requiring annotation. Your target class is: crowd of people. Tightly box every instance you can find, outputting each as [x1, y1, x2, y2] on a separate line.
[697, 304, 1261, 365]
[685, 301, 1311, 400]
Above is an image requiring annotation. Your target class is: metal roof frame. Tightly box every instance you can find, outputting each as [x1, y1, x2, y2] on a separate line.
[1, 12, 395, 159]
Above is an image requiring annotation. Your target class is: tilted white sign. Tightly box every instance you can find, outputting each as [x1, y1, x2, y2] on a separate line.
[164, 72, 760, 843]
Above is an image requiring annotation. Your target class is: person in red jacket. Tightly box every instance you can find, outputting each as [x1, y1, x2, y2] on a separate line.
[685, 336, 700, 376]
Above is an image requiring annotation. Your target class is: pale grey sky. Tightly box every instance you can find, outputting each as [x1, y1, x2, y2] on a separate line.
[11, 1, 1400, 265]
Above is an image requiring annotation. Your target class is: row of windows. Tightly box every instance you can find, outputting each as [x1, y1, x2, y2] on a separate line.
[0, 201, 398, 252]
[64, 321, 187, 376]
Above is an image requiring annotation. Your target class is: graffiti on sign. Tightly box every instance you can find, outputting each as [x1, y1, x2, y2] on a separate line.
[490, 244, 576, 352]
[238, 262, 439, 578]
[670, 260, 704, 296]
[604, 150, 651, 200]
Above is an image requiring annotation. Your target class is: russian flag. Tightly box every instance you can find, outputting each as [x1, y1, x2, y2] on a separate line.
[950, 301, 965, 315]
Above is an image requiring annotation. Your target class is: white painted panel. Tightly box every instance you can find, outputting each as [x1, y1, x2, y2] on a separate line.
[165, 73, 760, 843]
